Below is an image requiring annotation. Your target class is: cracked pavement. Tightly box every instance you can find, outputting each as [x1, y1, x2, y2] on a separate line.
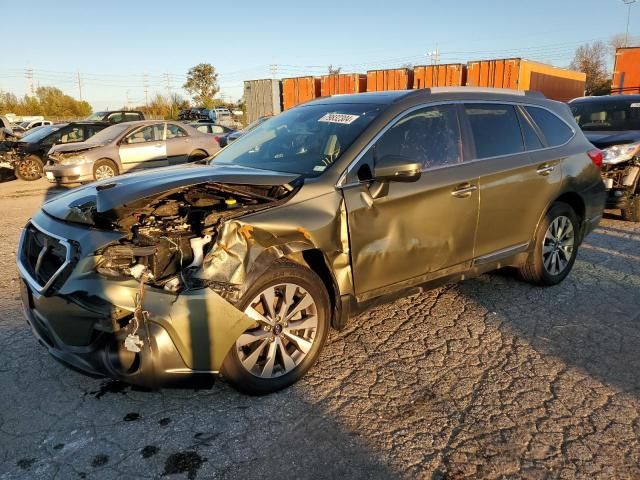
[0, 179, 639, 479]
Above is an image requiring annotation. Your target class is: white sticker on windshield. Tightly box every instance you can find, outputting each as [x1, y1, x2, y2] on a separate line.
[313, 165, 327, 172]
[631, 103, 640, 108]
[318, 113, 360, 125]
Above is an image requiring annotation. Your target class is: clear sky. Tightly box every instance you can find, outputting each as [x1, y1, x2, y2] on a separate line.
[1, 0, 638, 110]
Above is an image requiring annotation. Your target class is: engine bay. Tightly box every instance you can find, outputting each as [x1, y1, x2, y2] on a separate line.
[95, 182, 296, 291]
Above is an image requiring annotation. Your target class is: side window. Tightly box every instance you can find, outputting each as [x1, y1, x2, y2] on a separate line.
[59, 127, 84, 143]
[465, 104, 524, 159]
[166, 124, 187, 139]
[124, 113, 141, 122]
[525, 106, 573, 147]
[196, 125, 209, 134]
[517, 109, 544, 150]
[374, 105, 462, 170]
[108, 113, 124, 123]
[125, 124, 163, 144]
[211, 126, 225, 134]
[32, 122, 41, 128]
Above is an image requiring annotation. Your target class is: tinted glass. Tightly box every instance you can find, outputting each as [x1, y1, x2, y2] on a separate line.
[570, 99, 640, 131]
[86, 123, 131, 144]
[86, 125, 106, 138]
[213, 103, 382, 177]
[124, 113, 141, 122]
[108, 113, 124, 123]
[525, 106, 573, 146]
[375, 105, 462, 169]
[166, 124, 187, 139]
[465, 104, 524, 158]
[59, 127, 84, 143]
[195, 125, 210, 134]
[21, 125, 62, 143]
[211, 125, 225, 134]
[517, 110, 544, 150]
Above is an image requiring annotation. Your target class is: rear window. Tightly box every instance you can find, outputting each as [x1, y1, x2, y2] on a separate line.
[465, 104, 524, 159]
[525, 106, 573, 146]
[570, 99, 640, 131]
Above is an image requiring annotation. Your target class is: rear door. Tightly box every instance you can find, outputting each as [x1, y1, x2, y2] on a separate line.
[118, 123, 167, 171]
[342, 104, 480, 300]
[165, 123, 192, 164]
[468, 103, 564, 262]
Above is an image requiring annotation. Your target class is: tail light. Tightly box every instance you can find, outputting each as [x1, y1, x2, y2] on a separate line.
[587, 149, 603, 169]
[213, 135, 220, 144]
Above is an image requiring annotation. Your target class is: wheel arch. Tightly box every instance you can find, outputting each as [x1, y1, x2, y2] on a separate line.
[531, 190, 587, 247]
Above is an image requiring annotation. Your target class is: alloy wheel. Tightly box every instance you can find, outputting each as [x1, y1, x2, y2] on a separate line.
[94, 165, 115, 180]
[18, 159, 41, 180]
[235, 283, 318, 378]
[542, 215, 574, 275]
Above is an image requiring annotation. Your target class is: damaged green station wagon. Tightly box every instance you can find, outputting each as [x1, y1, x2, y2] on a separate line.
[17, 88, 605, 394]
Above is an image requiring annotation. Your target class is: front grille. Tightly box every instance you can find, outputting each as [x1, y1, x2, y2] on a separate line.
[19, 222, 74, 295]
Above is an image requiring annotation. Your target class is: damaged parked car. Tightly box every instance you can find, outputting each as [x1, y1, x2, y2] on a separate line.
[570, 94, 640, 221]
[44, 121, 220, 184]
[17, 88, 605, 394]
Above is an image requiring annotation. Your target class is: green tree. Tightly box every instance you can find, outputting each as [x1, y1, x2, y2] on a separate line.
[570, 41, 611, 96]
[183, 63, 219, 108]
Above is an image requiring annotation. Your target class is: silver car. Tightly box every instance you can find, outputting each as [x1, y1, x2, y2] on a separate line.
[44, 120, 220, 184]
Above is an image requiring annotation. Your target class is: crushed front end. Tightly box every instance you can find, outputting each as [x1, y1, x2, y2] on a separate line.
[17, 176, 300, 387]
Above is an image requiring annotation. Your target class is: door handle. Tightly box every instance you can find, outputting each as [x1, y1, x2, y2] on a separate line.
[536, 164, 555, 176]
[451, 183, 477, 198]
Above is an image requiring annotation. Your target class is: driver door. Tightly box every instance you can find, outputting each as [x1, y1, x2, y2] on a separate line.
[341, 104, 480, 300]
[118, 123, 167, 171]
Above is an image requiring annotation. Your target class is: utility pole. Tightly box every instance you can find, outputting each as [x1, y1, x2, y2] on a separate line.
[428, 45, 440, 66]
[270, 64, 278, 79]
[623, 0, 638, 47]
[125, 90, 131, 110]
[143, 73, 149, 106]
[164, 73, 174, 118]
[76, 72, 83, 101]
[24, 68, 34, 95]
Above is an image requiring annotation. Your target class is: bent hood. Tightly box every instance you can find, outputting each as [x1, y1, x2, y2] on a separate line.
[585, 131, 640, 149]
[49, 142, 105, 155]
[42, 163, 300, 224]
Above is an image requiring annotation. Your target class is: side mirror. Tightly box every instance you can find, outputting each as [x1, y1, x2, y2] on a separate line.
[374, 155, 422, 182]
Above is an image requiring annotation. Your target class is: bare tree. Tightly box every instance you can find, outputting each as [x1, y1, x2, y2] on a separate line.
[570, 41, 611, 96]
[327, 64, 342, 75]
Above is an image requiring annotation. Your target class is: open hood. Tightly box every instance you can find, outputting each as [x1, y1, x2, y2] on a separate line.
[42, 163, 300, 225]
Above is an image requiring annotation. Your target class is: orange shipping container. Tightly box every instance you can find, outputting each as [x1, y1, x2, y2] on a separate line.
[413, 64, 466, 89]
[466, 58, 586, 102]
[367, 69, 413, 92]
[612, 47, 640, 95]
[320, 73, 367, 96]
[282, 76, 321, 110]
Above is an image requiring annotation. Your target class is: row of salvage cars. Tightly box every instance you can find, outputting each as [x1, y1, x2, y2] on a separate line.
[14, 88, 640, 395]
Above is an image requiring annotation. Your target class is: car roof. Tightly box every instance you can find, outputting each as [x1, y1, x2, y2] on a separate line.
[569, 94, 640, 104]
[306, 87, 547, 107]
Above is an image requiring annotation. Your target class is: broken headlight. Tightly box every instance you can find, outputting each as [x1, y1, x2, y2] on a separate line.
[602, 142, 640, 165]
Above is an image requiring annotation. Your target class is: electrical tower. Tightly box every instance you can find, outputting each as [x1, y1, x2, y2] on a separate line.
[24, 68, 34, 95]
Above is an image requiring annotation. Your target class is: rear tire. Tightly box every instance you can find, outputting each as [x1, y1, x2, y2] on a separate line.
[221, 260, 330, 395]
[621, 195, 640, 222]
[187, 150, 208, 162]
[519, 202, 580, 286]
[93, 159, 118, 181]
[15, 155, 43, 181]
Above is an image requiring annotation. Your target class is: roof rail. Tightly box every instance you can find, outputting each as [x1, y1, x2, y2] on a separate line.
[425, 86, 546, 98]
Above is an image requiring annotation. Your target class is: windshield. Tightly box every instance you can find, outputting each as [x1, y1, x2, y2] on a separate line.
[86, 123, 132, 144]
[570, 99, 640, 131]
[213, 103, 383, 176]
[86, 111, 107, 121]
[21, 125, 63, 143]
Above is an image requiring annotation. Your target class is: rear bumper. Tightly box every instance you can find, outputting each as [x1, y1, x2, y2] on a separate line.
[44, 163, 94, 184]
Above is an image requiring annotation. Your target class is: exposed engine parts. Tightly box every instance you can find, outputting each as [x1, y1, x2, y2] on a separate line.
[96, 182, 296, 292]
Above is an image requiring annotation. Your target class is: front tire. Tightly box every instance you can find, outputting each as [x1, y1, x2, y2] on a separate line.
[15, 155, 43, 181]
[519, 202, 580, 286]
[93, 159, 118, 181]
[221, 261, 330, 395]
